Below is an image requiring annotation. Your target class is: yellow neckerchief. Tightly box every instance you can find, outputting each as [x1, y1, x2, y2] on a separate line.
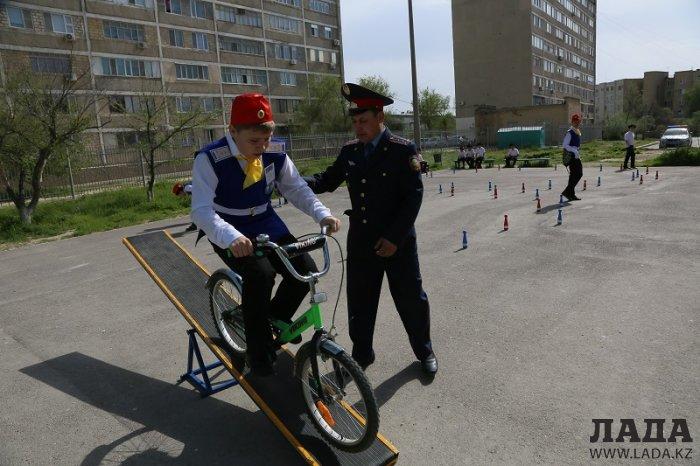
[570, 126, 582, 137]
[236, 154, 263, 189]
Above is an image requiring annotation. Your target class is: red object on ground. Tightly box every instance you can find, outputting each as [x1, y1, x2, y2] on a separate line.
[494, 186, 498, 199]
[536, 198, 541, 212]
[503, 214, 509, 231]
[640, 175, 643, 185]
[583, 179, 587, 191]
[655, 171, 659, 180]
[521, 182, 525, 193]
[172, 183, 183, 195]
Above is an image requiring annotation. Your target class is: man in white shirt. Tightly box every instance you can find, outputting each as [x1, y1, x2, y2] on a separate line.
[191, 93, 340, 376]
[623, 124, 636, 170]
[505, 143, 520, 168]
[465, 144, 476, 169]
[474, 143, 485, 169]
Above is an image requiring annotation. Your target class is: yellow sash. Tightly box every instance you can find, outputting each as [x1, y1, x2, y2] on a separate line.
[237, 155, 263, 189]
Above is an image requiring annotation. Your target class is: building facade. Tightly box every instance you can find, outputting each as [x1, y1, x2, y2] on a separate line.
[452, 0, 596, 136]
[0, 0, 344, 155]
[596, 69, 700, 122]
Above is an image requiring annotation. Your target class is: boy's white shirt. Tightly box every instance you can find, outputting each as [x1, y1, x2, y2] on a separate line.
[191, 132, 332, 249]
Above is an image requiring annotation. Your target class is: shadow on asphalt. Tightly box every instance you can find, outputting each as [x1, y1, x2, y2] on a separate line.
[20, 352, 307, 466]
[142, 222, 192, 233]
[372, 362, 434, 409]
[537, 202, 571, 215]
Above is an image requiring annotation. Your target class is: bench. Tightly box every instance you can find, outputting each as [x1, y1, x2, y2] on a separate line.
[453, 158, 495, 170]
[518, 157, 550, 168]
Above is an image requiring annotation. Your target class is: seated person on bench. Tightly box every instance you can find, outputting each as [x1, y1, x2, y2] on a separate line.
[504, 143, 519, 168]
[474, 143, 486, 169]
[191, 94, 341, 376]
[457, 147, 468, 169]
[465, 144, 476, 169]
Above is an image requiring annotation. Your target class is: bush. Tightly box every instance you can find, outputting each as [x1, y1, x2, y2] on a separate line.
[648, 147, 700, 166]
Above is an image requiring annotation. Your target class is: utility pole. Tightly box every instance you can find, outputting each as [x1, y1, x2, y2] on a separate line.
[408, 0, 422, 150]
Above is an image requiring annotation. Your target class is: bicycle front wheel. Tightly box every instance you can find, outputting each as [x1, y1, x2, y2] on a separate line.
[208, 271, 246, 355]
[296, 342, 379, 452]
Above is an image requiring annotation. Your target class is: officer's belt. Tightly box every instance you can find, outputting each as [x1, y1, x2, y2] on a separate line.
[213, 201, 269, 217]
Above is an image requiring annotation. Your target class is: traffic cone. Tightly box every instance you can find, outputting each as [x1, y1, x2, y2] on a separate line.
[639, 175, 643, 185]
[503, 215, 509, 231]
[583, 179, 587, 191]
[631, 171, 635, 181]
[600, 164, 603, 172]
[559, 194, 564, 205]
[620, 163, 624, 171]
[498, 164, 501, 171]
[439, 184, 442, 194]
[645, 166, 649, 175]
[488, 180, 492, 191]
[535, 188, 540, 200]
[554, 164, 557, 171]
[557, 209, 563, 225]
[278, 197, 282, 207]
[451, 185, 455, 197]
[548, 179, 552, 190]
[636, 168, 640, 177]
[521, 182, 525, 193]
[597, 176, 601, 187]
[494, 185, 498, 199]
[655, 170, 659, 180]
[430, 171, 433, 178]
[475, 166, 478, 174]
[536, 198, 542, 212]
[462, 230, 468, 249]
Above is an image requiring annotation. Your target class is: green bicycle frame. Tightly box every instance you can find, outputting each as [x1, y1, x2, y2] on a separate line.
[273, 303, 323, 344]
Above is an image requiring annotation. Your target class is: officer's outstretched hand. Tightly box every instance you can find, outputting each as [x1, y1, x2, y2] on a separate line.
[374, 238, 397, 258]
[229, 236, 254, 258]
[320, 216, 341, 235]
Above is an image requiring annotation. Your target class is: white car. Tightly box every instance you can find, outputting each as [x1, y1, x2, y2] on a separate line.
[659, 126, 692, 148]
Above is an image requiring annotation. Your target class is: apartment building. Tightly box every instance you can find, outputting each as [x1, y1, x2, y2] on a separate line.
[452, 0, 596, 136]
[596, 69, 700, 122]
[0, 0, 343, 155]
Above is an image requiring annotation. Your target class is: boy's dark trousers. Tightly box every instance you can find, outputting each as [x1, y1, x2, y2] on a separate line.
[564, 158, 583, 196]
[624, 146, 635, 169]
[211, 234, 317, 365]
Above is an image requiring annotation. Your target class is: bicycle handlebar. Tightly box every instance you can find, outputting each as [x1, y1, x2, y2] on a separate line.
[254, 226, 331, 283]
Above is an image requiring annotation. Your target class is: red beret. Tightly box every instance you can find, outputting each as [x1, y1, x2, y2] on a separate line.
[230, 93, 274, 126]
[172, 182, 183, 195]
[571, 113, 582, 122]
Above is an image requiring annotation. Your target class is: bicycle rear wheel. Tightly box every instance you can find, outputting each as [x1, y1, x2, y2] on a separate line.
[296, 342, 379, 452]
[208, 271, 246, 354]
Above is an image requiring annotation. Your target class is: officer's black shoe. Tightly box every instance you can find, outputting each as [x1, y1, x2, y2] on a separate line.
[570, 194, 582, 201]
[421, 353, 438, 375]
[356, 354, 375, 371]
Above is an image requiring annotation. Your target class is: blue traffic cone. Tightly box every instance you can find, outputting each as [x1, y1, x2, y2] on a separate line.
[557, 209, 563, 225]
[451, 182, 455, 189]
[488, 180, 492, 191]
[535, 188, 540, 200]
[439, 184, 442, 194]
[548, 179, 552, 190]
[430, 171, 433, 178]
[636, 168, 640, 177]
[462, 230, 468, 249]
[559, 194, 564, 205]
[631, 171, 635, 181]
[278, 197, 282, 207]
[599, 164, 603, 172]
[597, 176, 601, 187]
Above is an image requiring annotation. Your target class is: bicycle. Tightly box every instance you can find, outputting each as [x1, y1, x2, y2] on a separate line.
[207, 227, 380, 453]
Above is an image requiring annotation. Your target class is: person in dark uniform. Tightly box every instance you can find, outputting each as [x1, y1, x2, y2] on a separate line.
[304, 83, 437, 375]
[562, 113, 584, 201]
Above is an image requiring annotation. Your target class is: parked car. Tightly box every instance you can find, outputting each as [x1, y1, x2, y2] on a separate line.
[659, 126, 692, 148]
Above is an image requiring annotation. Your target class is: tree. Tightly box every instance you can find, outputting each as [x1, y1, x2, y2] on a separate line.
[290, 75, 347, 133]
[0, 65, 107, 224]
[357, 75, 395, 100]
[623, 87, 644, 120]
[123, 80, 211, 201]
[418, 88, 451, 130]
[684, 82, 700, 117]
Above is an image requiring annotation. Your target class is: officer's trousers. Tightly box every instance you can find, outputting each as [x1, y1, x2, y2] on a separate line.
[624, 146, 636, 169]
[211, 235, 317, 364]
[346, 233, 433, 365]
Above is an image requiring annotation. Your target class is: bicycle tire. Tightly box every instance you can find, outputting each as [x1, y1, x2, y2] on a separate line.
[208, 271, 246, 355]
[295, 342, 379, 452]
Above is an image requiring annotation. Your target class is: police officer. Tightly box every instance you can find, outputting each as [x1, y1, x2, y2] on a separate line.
[305, 83, 437, 375]
[562, 113, 583, 201]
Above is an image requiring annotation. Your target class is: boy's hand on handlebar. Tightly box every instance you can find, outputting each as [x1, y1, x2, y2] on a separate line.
[229, 236, 254, 258]
[320, 216, 341, 234]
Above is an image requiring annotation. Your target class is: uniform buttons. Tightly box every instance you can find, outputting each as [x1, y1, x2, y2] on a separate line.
[361, 206, 366, 211]
[362, 219, 367, 224]
[360, 193, 365, 198]
[361, 179, 366, 183]
[382, 172, 387, 176]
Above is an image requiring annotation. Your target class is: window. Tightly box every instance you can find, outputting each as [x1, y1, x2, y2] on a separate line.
[280, 71, 297, 86]
[201, 97, 219, 112]
[221, 67, 267, 85]
[44, 13, 74, 34]
[180, 130, 195, 147]
[165, 0, 182, 14]
[308, 0, 331, 14]
[7, 7, 33, 29]
[175, 64, 209, 80]
[330, 51, 337, 65]
[310, 24, 318, 37]
[176, 96, 192, 113]
[318, 49, 325, 62]
[30, 55, 70, 74]
[190, 0, 212, 19]
[270, 43, 299, 60]
[169, 29, 184, 47]
[109, 95, 141, 113]
[219, 36, 264, 55]
[103, 20, 144, 42]
[323, 26, 332, 39]
[192, 32, 208, 50]
[275, 0, 300, 5]
[216, 6, 262, 27]
[98, 57, 160, 77]
[268, 15, 300, 34]
[275, 99, 298, 114]
[116, 131, 140, 148]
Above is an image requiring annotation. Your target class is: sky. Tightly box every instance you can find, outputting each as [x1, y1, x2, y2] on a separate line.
[339, 0, 700, 113]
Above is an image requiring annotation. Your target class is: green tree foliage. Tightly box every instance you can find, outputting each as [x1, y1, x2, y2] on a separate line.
[357, 75, 395, 100]
[684, 82, 700, 117]
[418, 88, 451, 130]
[291, 75, 348, 133]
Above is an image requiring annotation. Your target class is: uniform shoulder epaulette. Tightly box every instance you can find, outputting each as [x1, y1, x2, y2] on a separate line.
[343, 139, 360, 147]
[388, 135, 412, 146]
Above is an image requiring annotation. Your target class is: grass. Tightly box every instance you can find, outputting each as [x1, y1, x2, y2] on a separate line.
[0, 182, 191, 247]
[647, 147, 700, 166]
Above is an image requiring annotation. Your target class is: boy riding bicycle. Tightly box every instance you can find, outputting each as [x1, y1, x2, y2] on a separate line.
[191, 94, 340, 376]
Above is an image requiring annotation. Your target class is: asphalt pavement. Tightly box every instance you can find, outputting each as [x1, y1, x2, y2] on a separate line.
[1, 164, 698, 465]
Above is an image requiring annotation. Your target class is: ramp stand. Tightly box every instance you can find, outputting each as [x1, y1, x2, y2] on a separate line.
[179, 329, 238, 397]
